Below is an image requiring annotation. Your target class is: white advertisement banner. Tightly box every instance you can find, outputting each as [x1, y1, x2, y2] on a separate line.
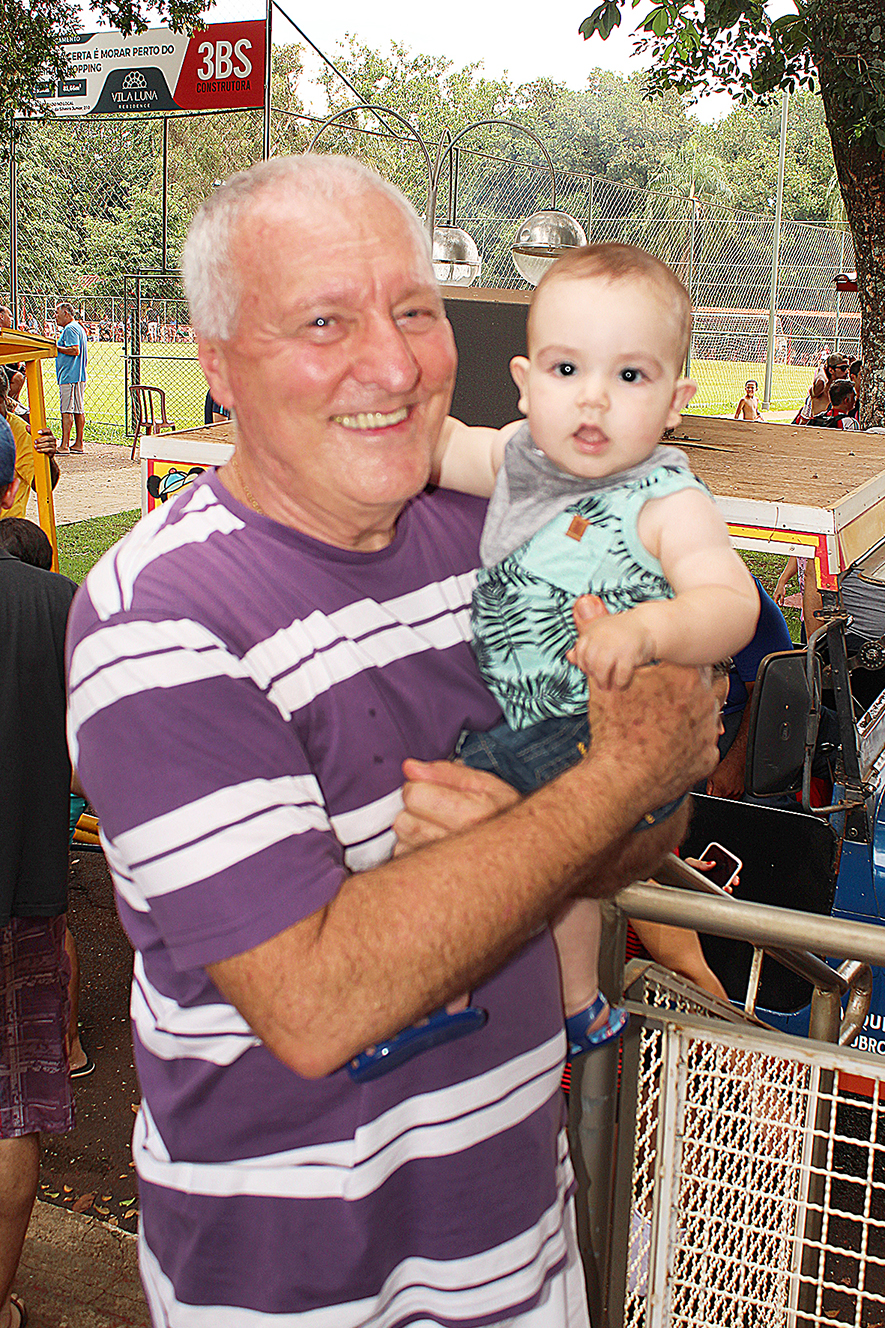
[36, 20, 266, 116]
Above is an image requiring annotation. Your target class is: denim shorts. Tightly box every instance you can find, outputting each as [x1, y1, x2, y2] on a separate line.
[457, 714, 592, 796]
[457, 713, 686, 827]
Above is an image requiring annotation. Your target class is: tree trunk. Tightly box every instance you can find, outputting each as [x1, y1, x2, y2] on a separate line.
[812, 0, 885, 428]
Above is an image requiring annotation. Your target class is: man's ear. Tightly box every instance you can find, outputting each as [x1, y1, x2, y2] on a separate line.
[1, 475, 20, 511]
[198, 340, 233, 411]
[665, 377, 697, 429]
[509, 356, 531, 417]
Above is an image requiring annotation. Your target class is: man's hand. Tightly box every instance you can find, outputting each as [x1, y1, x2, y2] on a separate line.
[572, 595, 720, 816]
[394, 760, 519, 855]
[33, 428, 57, 456]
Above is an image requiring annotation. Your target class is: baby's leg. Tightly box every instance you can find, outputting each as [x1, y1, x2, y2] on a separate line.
[553, 897, 603, 1019]
[554, 898, 628, 1054]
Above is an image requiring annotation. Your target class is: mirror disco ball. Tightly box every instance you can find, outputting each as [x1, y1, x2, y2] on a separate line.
[511, 211, 588, 286]
[432, 226, 481, 286]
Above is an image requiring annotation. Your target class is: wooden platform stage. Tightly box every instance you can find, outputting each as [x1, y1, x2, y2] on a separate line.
[668, 415, 885, 587]
[140, 415, 885, 589]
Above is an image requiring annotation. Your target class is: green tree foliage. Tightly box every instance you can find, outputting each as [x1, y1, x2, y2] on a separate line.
[521, 71, 694, 189]
[579, 0, 885, 425]
[695, 92, 837, 221]
[1, 0, 209, 125]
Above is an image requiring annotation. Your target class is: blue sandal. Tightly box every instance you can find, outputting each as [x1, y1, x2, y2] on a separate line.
[565, 994, 628, 1056]
[348, 1006, 488, 1082]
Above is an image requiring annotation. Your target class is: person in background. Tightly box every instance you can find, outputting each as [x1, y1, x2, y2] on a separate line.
[806, 378, 859, 429]
[0, 308, 25, 405]
[849, 360, 863, 416]
[795, 352, 850, 423]
[203, 388, 231, 424]
[0, 373, 59, 522]
[774, 556, 821, 643]
[54, 302, 88, 454]
[0, 516, 92, 1080]
[734, 380, 764, 421]
[703, 578, 793, 800]
[0, 421, 77, 1328]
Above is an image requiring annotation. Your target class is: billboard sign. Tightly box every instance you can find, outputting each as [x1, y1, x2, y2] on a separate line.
[35, 20, 266, 116]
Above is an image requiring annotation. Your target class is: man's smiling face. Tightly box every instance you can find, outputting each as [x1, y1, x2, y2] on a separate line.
[201, 185, 457, 550]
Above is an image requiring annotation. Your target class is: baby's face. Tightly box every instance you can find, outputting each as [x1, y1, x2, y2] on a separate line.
[511, 274, 695, 482]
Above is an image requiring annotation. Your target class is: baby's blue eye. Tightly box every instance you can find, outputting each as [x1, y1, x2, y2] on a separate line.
[620, 367, 643, 383]
[553, 361, 577, 377]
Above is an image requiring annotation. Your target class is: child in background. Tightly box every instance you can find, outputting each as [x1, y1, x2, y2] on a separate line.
[348, 243, 759, 1081]
[735, 380, 764, 422]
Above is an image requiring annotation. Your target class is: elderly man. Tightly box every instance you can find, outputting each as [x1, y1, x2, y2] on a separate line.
[67, 156, 718, 1328]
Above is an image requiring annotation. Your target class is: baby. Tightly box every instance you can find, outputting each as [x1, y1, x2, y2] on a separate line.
[347, 243, 759, 1081]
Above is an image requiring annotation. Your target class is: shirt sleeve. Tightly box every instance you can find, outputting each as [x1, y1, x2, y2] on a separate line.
[731, 579, 793, 685]
[68, 598, 349, 972]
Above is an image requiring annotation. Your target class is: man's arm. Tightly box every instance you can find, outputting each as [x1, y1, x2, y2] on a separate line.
[57, 344, 79, 357]
[706, 684, 753, 799]
[207, 658, 719, 1079]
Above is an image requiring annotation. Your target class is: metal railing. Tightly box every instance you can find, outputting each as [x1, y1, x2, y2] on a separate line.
[570, 873, 885, 1328]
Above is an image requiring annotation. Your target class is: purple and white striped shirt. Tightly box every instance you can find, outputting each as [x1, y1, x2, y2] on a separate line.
[67, 472, 573, 1327]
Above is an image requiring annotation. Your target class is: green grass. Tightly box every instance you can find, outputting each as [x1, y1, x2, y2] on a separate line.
[35, 342, 207, 442]
[687, 359, 811, 415]
[742, 549, 801, 642]
[58, 509, 140, 584]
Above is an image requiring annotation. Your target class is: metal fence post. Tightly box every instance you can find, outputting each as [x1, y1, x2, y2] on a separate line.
[9, 116, 17, 325]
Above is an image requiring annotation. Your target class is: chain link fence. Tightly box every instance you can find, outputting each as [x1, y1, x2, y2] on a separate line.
[0, 89, 858, 439]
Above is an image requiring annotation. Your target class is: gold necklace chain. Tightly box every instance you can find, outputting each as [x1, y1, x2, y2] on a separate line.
[232, 452, 265, 516]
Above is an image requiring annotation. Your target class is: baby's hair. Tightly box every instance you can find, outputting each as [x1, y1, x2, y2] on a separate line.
[529, 243, 692, 366]
[745, 380, 758, 390]
[829, 378, 856, 409]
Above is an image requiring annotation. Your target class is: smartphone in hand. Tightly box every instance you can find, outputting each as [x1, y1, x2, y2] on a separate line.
[699, 841, 742, 892]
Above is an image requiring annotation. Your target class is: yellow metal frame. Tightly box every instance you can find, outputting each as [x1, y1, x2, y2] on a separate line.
[0, 330, 59, 570]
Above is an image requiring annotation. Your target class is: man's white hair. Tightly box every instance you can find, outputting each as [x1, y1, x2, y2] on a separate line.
[181, 154, 432, 342]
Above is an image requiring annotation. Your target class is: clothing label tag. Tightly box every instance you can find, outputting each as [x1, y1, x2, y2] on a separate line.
[566, 514, 589, 541]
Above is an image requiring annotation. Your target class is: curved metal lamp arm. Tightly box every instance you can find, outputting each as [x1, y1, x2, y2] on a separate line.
[307, 104, 434, 237]
[438, 119, 558, 212]
[430, 128, 455, 237]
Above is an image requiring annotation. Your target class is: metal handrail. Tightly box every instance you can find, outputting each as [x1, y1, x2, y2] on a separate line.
[652, 853, 851, 992]
[620, 870, 885, 971]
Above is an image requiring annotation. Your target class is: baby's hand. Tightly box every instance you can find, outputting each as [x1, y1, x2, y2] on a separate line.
[567, 610, 657, 690]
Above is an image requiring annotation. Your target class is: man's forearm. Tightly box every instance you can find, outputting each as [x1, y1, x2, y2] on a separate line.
[209, 750, 663, 1078]
[209, 665, 718, 1078]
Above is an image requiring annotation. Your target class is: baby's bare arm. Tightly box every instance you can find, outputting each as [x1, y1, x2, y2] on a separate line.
[569, 489, 759, 689]
[430, 417, 519, 496]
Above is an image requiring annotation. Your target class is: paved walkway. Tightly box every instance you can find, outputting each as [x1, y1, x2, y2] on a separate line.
[17, 1203, 149, 1328]
[18, 443, 143, 526]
